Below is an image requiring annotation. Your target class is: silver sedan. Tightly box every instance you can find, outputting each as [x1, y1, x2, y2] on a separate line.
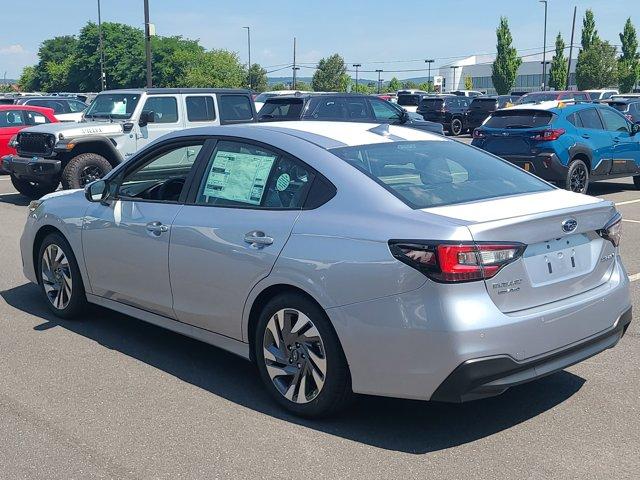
[20, 121, 632, 417]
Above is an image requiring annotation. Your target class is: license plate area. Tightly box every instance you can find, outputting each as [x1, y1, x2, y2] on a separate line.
[523, 234, 592, 286]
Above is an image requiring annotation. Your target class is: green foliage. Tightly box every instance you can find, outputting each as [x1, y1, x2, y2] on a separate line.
[0, 83, 12, 93]
[387, 77, 402, 91]
[34, 35, 78, 91]
[491, 17, 522, 95]
[418, 82, 433, 92]
[293, 80, 311, 91]
[18, 66, 38, 91]
[576, 38, 618, 89]
[402, 80, 419, 89]
[351, 82, 374, 94]
[270, 83, 288, 91]
[248, 64, 268, 92]
[464, 76, 473, 90]
[581, 10, 599, 50]
[151, 35, 204, 87]
[618, 18, 639, 93]
[312, 54, 350, 92]
[549, 32, 568, 90]
[180, 49, 245, 88]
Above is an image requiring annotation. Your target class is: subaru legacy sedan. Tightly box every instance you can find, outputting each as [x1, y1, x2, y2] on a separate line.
[21, 122, 631, 417]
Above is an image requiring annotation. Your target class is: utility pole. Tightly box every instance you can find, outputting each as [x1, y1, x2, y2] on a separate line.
[97, 0, 106, 90]
[353, 64, 361, 92]
[292, 37, 297, 89]
[143, 0, 152, 88]
[425, 59, 434, 91]
[566, 5, 577, 90]
[375, 69, 383, 94]
[540, 0, 548, 90]
[243, 27, 251, 90]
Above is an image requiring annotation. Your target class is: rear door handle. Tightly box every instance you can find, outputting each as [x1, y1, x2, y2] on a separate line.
[581, 133, 591, 139]
[146, 221, 169, 236]
[244, 230, 274, 248]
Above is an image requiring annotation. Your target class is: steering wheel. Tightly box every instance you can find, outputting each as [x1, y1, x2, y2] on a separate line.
[156, 177, 185, 202]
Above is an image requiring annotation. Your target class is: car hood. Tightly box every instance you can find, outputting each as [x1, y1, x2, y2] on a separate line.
[18, 121, 125, 139]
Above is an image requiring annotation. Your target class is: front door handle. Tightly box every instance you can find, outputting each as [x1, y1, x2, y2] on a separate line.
[244, 230, 274, 248]
[581, 133, 591, 139]
[146, 221, 169, 236]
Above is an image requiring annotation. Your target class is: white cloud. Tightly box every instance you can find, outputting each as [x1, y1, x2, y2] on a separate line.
[0, 44, 26, 55]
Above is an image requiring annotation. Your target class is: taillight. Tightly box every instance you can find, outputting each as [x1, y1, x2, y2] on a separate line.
[530, 128, 565, 141]
[472, 128, 486, 139]
[598, 213, 622, 247]
[388, 241, 525, 283]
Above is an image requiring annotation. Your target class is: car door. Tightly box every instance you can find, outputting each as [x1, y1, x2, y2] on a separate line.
[574, 108, 614, 172]
[169, 139, 315, 339]
[599, 107, 640, 173]
[82, 139, 206, 317]
[137, 95, 184, 149]
[0, 109, 26, 155]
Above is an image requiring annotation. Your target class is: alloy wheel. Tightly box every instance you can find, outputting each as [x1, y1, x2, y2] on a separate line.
[79, 165, 103, 186]
[262, 308, 327, 404]
[41, 244, 73, 310]
[570, 164, 587, 192]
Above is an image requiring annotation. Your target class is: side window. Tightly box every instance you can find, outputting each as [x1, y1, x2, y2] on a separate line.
[119, 142, 204, 202]
[567, 113, 583, 128]
[195, 140, 314, 209]
[369, 98, 401, 121]
[68, 100, 87, 113]
[186, 96, 216, 122]
[218, 95, 254, 122]
[310, 98, 347, 119]
[600, 108, 630, 133]
[24, 110, 50, 125]
[344, 98, 369, 120]
[0, 110, 25, 126]
[577, 109, 604, 130]
[142, 96, 179, 124]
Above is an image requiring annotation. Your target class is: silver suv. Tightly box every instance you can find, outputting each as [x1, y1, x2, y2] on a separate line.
[1, 88, 256, 198]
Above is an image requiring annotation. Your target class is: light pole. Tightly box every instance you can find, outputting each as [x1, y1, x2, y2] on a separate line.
[143, 0, 152, 87]
[243, 27, 251, 90]
[353, 64, 361, 92]
[450, 66, 460, 92]
[540, 0, 548, 90]
[425, 59, 434, 91]
[375, 69, 383, 94]
[97, 0, 106, 90]
[292, 67, 300, 89]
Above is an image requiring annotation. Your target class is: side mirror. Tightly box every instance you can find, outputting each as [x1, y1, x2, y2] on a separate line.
[85, 179, 108, 203]
[138, 110, 155, 127]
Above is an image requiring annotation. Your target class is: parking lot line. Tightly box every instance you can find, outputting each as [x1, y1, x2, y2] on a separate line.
[629, 273, 640, 282]
[622, 219, 640, 224]
[615, 198, 640, 206]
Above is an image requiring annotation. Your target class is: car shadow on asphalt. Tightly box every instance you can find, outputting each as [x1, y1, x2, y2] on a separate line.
[1, 282, 586, 455]
[0, 192, 30, 207]
[588, 182, 637, 196]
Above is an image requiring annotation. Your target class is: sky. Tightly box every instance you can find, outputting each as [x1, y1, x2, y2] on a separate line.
[1, 0, 638, 81]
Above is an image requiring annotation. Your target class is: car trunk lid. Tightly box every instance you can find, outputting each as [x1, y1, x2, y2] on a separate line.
[480, 109, 555, 155]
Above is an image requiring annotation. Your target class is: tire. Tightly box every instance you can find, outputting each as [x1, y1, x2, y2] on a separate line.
[37, 232, 87, 319]
[563, 159, 589, 194]
[633, 175, 640, 189]
[254, 293, 352, 418]
[10, 175, 58, 199]
[61, 153, 112, 190]
[450, 117, 463, 136]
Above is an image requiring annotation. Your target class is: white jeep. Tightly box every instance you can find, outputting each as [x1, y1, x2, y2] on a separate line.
[1, 88, 256, 198]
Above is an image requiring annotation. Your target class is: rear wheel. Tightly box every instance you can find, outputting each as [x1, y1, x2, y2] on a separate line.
[254, 293, 352, 418]
[61, 153, 112, 190]
[564, 159, 589, 194]
[10, 175, 58, 199]
[449, 117, 463, 136]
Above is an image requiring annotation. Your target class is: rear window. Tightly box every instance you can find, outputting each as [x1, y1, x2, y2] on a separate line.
[258, 98, 304, 120]
[419, 98, 444, 110]
[607, 102, 629, 112]
[484, 110, 554, 128]
[515, 93, 559, 104]
[397, 95, 422, 106]
[330, 140, 552, 209]
[219, 95, 254, 122]
[470, 98, 499, 110]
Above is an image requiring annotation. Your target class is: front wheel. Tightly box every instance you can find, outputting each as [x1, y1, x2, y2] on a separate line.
[564, 159, 589, 194]
[10, 175, 58, 199]
[255, 293, 352, 418]
[61, 153, 113, 190]
[449, 117, 463, 136]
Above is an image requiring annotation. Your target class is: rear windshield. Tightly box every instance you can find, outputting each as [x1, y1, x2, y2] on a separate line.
[484, 110, 554, 129]
[258, 98, 304, 120]
[515, 93, 559, 104]
[470, 98, 498, 110]
[419, 99, 444, 110]
[607, 102, 629, 112]
[397, 94, 422, 106]
[330, 140, 552, 209]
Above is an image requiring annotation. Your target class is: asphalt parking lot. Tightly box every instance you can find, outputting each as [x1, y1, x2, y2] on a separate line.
[0, 170, 639, 479]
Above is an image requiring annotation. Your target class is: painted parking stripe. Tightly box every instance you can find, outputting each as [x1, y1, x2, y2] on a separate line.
[629, 273, 640, 282]
[615, 198, 640, 206]
[622, 219, 640, 224]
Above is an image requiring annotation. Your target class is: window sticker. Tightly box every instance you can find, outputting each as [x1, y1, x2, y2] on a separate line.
[202, 150, 276, 205]
[275, 173, 291, 191]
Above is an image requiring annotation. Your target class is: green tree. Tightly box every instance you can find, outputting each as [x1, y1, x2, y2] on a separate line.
[312, 54, 350, 91]
[32, 35, 78, 91]
[270, 82, 288, 91]
[576, 38, 618, 89]
[618, 18, 639, 93]
[293, 80, 311, 91]
[18, 66, 38, 91]
[464, 76, 473, 90]
[549, 32, 568, 90]
[418, 82, 433, 92]
[491, 17, 521, 94]
[181, 49, 245, 88]
[387, 77, 402, 91]
[402, 80, 419, 89]
[247, 63, 268, 92]
[581, 9, 599, 50]
[151, 35, 204, 87]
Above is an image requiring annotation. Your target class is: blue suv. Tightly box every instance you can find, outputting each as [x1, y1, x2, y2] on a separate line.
[471, 102, 640, 193]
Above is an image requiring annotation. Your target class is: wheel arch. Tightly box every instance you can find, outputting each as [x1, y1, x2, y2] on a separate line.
[66, 137, 123, 167]
[568, 146, 592, 171]
[32, 225, 66, 281]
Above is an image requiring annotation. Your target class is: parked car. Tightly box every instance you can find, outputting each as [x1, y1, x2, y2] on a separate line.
[416, 95, 471, 136]
[21, 121, 631, 417]
[584, 89, 619, 101]
[466, 95, 517, 130]
[1, 88, 256, 198]
[254, 90, 311, 112]
[396, 90, 428, 112]
[16, 96, 88, 122]
[0, 106, 58, 159]
[515, 91, 591, 105]
[510, 91, 528, 97]
[602, 98, 640, 123]
[451, 90, 484, 97]
[257, 93, 444, 135]
[471, 102, 640, 193]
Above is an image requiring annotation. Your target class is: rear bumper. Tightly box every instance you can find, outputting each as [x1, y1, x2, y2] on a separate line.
[496, 152, 567, 182]
[431, 307, 632, 402]
[1, 155, 61, 182]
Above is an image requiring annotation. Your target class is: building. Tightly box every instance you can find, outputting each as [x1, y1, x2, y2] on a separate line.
[436, 54, 578, 94]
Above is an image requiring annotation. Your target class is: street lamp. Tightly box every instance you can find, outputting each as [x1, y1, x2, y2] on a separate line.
[243, 27, 251, 90]
[97, 0, 106, 90]
[352, 64, 361, 92]
[450, 65, 460, 92]
[292, 67, 300, 89]
[143, 0, 152, 87]
[375, 69, 383, 94]
[425, 59, 435, 91]
[540, 0, 548, 91]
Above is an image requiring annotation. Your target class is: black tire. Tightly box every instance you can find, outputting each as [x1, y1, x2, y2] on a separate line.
[563, 159, 590, 194]
[633, 175, 640, 189]
[37, 232, 87, 319]
[61, 153, 112, 190]
[254, 293, 352, 418]
[449, 117, 463, 136]
[10, 175, 58, 199]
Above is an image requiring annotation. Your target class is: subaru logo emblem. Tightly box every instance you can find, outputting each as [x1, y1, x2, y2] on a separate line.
[562, 218, 577, 233]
